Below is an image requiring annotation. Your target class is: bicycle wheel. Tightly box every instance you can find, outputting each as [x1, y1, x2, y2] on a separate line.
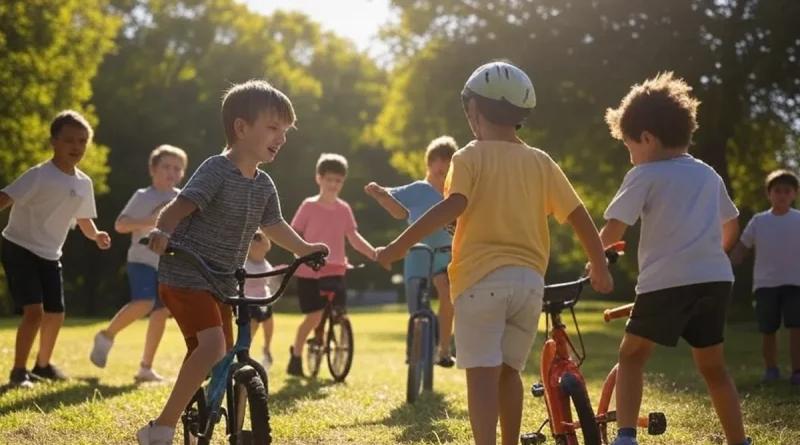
[327, 314, 354, 382]
[183, 387, 209, 445]
[305, 328, 325, 378]
[560, 373, 601, 445]
[230, 365, 271, 445]
[422, 317, 434, 391]
[406, 318, 429, 404]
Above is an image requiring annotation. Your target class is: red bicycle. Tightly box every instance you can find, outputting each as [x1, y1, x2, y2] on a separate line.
[520, 242, 667, 445]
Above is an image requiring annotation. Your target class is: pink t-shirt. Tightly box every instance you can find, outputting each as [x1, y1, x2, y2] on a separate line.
[291, 196, 357, 278]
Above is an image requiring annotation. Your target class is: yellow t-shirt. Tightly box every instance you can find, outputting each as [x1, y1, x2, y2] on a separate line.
[444, 140, 583, 299]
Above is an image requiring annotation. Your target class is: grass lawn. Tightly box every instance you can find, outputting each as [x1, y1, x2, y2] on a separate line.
[0, 300, 798, 445]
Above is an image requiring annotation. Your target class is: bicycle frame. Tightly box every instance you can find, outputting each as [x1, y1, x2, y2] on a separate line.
[406, 244, 450, 347]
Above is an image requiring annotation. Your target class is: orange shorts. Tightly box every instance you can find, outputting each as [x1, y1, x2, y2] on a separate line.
[159, 284, 234, 359]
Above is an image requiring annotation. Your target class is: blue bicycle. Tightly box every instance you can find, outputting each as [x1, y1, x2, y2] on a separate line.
[141, 239, 326, 445]
[405, 244, 452, 404]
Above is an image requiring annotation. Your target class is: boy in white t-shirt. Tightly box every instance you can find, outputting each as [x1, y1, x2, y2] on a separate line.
[90, 145, 187, 383]
[598, 73, 750, 445]
[730, 169, 800, 385]
[244, 229, 280, 370]
[0, 110, 111, 388]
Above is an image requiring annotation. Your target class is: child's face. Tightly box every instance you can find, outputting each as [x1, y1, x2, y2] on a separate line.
[51, 125, 90, 167]
[237, 110, 292, 163]
[427, 157, 451, 188]
[150, 155, 186, 189]
[768, 183, 796, 210]
[249, 233, 271, 259]
[316, 173, 345, 196]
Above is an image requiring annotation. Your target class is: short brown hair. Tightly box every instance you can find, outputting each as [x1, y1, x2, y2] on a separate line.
[425, 136, 457, 164]
[149, 144, 188, 168]
[221, 79, 296, 145]
[316, 153, 348, 177]
[766, 169, 799, 191]
[605, 72, 700, 149]
[50, 110, 93, 139]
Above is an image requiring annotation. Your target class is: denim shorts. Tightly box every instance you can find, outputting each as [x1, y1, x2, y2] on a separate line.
[127, 262, 164, 310]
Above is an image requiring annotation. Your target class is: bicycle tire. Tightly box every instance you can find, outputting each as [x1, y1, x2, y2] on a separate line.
[560, 373, 601, 445]
[327, 315, 354, 382]
[183, 387, 209, 445]
[422, 317, 434, 391]
[406, 318, 426, 404]
[305, 335, 324, 378]
[231, 365, 271, 445]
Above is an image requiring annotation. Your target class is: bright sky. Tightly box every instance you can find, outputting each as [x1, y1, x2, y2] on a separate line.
[242, 0, 392, 58]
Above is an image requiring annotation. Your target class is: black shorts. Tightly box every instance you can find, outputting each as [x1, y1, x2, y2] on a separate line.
[249, 304, 274, 322]
[753, 286, 800, 334]
[1, 237, 65, 314]
[626, 281, 732, 348]
[296, 276, 346, 314]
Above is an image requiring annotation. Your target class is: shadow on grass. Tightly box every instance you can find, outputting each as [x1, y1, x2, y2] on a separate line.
[0, 377, 137, 415]
[267, 377, 337, 415]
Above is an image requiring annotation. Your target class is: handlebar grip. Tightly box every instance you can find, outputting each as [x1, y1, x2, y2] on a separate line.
[603, 303, 634, 323]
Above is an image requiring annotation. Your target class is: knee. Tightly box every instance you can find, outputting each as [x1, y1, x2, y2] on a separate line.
[23, 305, 44, 323]
[696, 360, 729, 383]
[197, 331, 227, 364]
[618, 342, 650, 368]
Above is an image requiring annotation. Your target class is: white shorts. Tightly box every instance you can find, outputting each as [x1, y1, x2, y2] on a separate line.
[454, 266, 544, 371]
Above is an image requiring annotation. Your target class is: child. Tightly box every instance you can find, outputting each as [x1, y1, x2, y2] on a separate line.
[136, 79, 328, 444]
[89, 144, 187, 382]
[244, 229, 281, 371]
[730, 169, 800, 385]
[364, 135, 458, 368]
[598, 72, 751, 445]
[287, 153, 377, 377]
[0, 110, 111, 388]
[376, 61, 613, 445]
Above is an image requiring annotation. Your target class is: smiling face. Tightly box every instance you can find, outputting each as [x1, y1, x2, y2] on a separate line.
[234, 111, 292, 164]
[51, 124, 90, 169]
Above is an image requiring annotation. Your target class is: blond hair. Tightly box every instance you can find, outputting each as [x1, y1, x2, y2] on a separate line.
[149, 144, 188, 168]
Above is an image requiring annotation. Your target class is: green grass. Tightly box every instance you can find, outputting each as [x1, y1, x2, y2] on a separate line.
[0, 301, 798, 445]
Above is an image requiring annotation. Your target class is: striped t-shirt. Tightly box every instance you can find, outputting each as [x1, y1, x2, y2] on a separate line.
[158, 155, 283, 297]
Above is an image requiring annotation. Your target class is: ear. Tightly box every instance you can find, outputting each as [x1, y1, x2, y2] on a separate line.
[49, 137, 57, 148]
[315, 174, 322, 186]
[640, 130, 654, 145]
[234, 117, 248, 140]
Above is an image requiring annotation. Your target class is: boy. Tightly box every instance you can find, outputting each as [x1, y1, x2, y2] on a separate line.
[730, 169, 800, 385]
[364, 135, 458, 367]
[598, 72, 751, 445]
[90, 144, 187, 382]
[287, 153, 377, 377]
[244, 229, 281, 370]
[136, 79, 328, 445]
[1, 110, 111, 388]
[376, 61, 613, 445]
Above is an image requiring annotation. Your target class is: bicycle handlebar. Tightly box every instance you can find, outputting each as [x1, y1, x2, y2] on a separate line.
[137, 238, 327, 307]
[603, 302, 634, 323]
[542, 241, 626, 313]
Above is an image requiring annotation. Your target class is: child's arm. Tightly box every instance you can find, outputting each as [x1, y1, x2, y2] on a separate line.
[721, 218, 740, 253]
[364, 182, 409, 220]
[115, 213, 158, 234]
[0, 192, 12, 213]
[599, 219, 628, 247]
[146, 196, 197, 253]
[569, 206, 612, 270]
[346, 229, 377, 260]
[261, 221, 327, 257]
[76, 218, 111, 249]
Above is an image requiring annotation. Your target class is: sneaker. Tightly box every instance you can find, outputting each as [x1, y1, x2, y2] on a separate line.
[134, 366, 165, 383]
[790, 371, 800, 386]
[136, 420, 175, 445]
[31, 362, 68, 381]
[761, 367, 780, 383]
[287, 347, 304, 377]
[610, 436, 639, 445]
[90, 332, 113, 368]
[436, 354, 455, 368]
[8, 368, 34, 388]
[262, 350, 273, 372]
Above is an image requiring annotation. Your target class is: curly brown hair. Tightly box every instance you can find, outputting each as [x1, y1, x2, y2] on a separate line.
[605, 72, 700, 149]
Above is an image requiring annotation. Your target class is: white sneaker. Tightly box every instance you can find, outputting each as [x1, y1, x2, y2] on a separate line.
[134, 366, 165, 383]
[262, 351, 273, 371]
[136, 421, 174, 445]
[90, 332, 113, 368]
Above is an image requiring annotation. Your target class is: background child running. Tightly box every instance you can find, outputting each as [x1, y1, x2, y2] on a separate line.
[598, 72, 750, 445]
[364, 135, 458, 367]
[376, 61, 613, 445]
[136, 79, 328, 445]
[90, 144, 187, 383]
[0, 110, 111, 388]
[730, 169, 800, 385]
[244, 229, 281, 371]
[287, 153, 376, 377]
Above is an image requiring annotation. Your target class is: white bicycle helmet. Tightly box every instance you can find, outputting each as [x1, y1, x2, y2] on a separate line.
[462, 61, 536, 110]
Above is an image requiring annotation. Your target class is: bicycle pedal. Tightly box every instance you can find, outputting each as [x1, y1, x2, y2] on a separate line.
[530, 382, 545, 398]
[648, 412, 667, 435]
[520, 432, 547, 445]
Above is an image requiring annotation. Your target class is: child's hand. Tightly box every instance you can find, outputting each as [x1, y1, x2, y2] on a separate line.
[146, 228, 170, 255]
[364, 182, 386, 198]
[95, 231, 111, 250]
[587, 262, 613, 294]
[304, 242, 329, 257]
[375, 243, 404, 270]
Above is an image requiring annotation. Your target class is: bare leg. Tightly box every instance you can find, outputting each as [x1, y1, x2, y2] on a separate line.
[141, 307, 169, 368]
[692, 344, 746, 444]
[293, 311, 322, 356]
[789, 328, 800, 372]
[614, 333, 656, 429]
[762, 333, 778, 369]
[14, 305, 43, 368]
[466, 365, 503, 445]
[433, 273, 454, 357]
[37, 312, 65, 367]
[102, 300, 153, 339]
[262, 317, 274, 354]
[498, 364, 523, 445]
